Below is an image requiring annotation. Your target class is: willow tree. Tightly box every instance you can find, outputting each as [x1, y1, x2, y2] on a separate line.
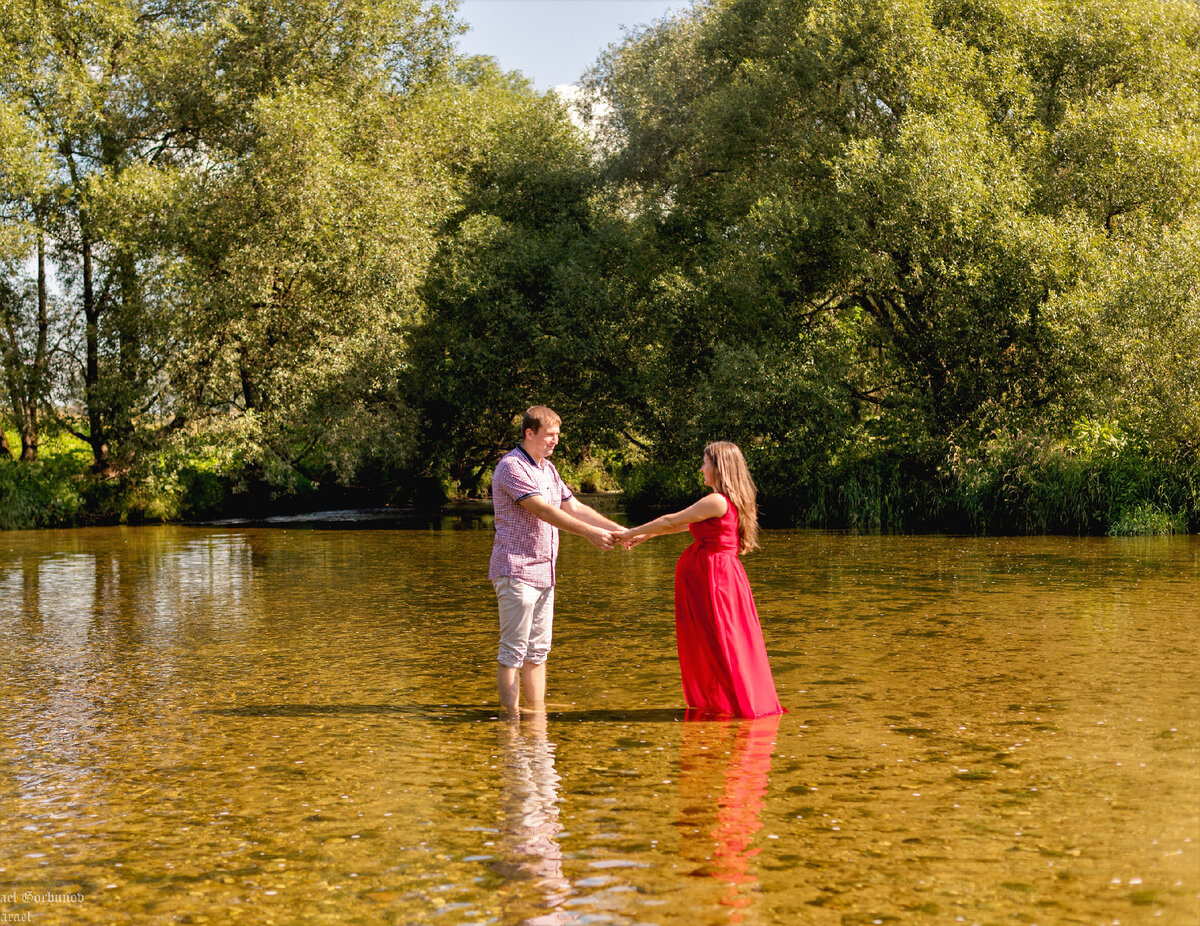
[405, 59, 660, 496]
[155, 2, 461, 496]
[588, 0, 1200, 509]
[0, 0, 459, 479]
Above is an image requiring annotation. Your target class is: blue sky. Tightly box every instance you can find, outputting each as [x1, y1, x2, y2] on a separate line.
[456, 0, 689, 89]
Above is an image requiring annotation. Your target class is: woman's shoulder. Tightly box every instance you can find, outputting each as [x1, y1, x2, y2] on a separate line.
[704, 491, 730, 517]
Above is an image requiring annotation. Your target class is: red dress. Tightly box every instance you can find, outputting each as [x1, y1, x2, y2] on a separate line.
[674, 496, 784, 718]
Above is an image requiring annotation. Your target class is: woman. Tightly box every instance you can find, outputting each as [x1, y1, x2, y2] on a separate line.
[620, 442, 784, 718]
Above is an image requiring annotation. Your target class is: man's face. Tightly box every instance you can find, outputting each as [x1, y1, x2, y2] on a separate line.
[525, 424, 561, 460]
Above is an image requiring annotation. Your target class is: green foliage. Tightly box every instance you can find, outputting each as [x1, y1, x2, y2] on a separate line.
[2, 0, 1198, 533]
[582, 0, 1200, 531]
[1, 0, 461, 480]
[408, 60, 642, 488]
[0, 428, 243, 527]
[936, 422, 1198, 534]
[168, 84, 438, 491]
[621, 460, 706, 514]
[737, 423, 1199, 534]
[802, 441, 948, 532]
[1109, 504, 1187, 537]
[0, 435, 90, 529]
[550, 453, 623, 495]
[118, 434, 245, 522]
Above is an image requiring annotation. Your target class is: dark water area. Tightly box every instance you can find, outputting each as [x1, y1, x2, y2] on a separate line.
[0, 517, 1196, 924]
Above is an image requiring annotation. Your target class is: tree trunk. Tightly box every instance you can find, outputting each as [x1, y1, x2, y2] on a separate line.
[18, 223, 50, 461]
[114, 248, 138, 446]
[82, 234, 108, 468]
[239, 361, 262, 411]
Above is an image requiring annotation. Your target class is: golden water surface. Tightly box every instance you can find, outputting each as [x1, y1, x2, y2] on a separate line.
[0, 519, 1196, 925]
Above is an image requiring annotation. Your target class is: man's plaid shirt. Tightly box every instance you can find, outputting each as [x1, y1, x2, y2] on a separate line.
[488, 444, 574, 588]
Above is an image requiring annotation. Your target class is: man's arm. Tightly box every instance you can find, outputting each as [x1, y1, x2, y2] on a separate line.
[519, 495, 617, 550]
[561, 494, 624, 532]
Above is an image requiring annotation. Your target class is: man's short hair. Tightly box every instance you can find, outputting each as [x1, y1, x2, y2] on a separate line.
[522, 405, 562, 435]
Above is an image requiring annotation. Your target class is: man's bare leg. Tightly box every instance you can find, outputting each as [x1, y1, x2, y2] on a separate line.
[498, 664, 520, 715]
[520, 661, 547, 712]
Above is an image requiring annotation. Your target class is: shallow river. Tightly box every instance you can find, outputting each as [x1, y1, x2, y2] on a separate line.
[0, 518, 1196, 925]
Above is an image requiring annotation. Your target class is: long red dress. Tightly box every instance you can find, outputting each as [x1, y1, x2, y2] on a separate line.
[674, 495, 784, 718]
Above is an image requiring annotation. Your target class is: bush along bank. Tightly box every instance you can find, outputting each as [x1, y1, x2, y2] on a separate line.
[0, 454, 88, 530]
[4, 430, 1196, 535]
[620, 434, 1198, 536]
[0, 431, 242, 530]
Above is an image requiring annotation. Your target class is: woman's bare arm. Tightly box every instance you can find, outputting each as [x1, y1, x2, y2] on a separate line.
[619, 493, 727, 548]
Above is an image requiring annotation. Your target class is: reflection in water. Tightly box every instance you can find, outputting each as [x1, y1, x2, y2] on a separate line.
[494, 714, 572, 924]
[678, 714, 781, 921]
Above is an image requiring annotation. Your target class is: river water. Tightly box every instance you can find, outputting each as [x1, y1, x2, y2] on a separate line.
[0, 519, 1196, 925]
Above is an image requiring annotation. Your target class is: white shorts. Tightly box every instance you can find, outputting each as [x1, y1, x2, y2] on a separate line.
[494, 576, 554, 668]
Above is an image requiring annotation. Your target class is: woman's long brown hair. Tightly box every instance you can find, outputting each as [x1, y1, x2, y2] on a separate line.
[704, 441, 760, 555]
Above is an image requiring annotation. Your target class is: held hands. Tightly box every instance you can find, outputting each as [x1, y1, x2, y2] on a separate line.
[584, 527, 653, 551]
[587, 527, 618, 551]
[585, 527, 648, 551]
[615, 528, 650, 551]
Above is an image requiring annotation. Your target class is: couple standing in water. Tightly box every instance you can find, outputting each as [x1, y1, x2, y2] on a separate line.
[488, 405, 784, 719]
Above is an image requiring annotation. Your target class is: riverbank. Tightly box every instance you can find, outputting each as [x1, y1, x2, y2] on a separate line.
[2, 432, 1195, 535]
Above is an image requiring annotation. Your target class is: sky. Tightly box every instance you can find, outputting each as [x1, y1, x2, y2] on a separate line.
[456, 0, 689, 90]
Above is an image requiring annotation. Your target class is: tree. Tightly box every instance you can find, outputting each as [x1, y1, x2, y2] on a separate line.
[0, 10, 56, 461]
[408, 60, 643, 493]
[0, 0, 459, 477]
[1060, 214, 1200, 457]
[587, 0, 1200, 507]
[0, 235, 66, 462]
[167, 83, 454, 493]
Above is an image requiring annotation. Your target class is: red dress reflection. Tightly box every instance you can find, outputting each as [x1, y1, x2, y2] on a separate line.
[677, 713, 781, 920]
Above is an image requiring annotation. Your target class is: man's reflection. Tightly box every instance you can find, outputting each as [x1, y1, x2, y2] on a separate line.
[677, 712, 781, 921]
[493, 713, 572, 925]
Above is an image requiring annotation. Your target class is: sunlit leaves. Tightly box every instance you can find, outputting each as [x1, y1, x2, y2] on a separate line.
[1, 0, 463, 481]
[408, 65, 639, 487]
[589, 0, 1200, 506]
[1048, 93, 1200, 232]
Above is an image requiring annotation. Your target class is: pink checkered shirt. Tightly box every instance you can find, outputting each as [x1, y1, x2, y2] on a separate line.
[489, 445, 574, 588]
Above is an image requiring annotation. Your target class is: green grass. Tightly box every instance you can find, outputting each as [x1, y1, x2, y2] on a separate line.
[1108, 502, 1187, 536]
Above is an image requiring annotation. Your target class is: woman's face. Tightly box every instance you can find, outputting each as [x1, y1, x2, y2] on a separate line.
[700, 454, 715, 488]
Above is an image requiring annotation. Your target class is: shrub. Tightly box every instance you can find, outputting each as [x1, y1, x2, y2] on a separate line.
[120, 444, 238, 523]
[0, 454, 88, 529]
[620, 460, 704, 513]
[1108, 503, 1188, 536]
[555, 454, 620, 494]
[947, 424, 1198, 534]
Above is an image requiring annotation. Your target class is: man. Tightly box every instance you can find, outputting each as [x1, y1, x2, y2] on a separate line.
[489, 405, 622, 714]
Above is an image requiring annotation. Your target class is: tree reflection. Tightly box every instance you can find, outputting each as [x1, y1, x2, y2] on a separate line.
[677, 712, 781, 921]
[493, 713, 572, 924]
